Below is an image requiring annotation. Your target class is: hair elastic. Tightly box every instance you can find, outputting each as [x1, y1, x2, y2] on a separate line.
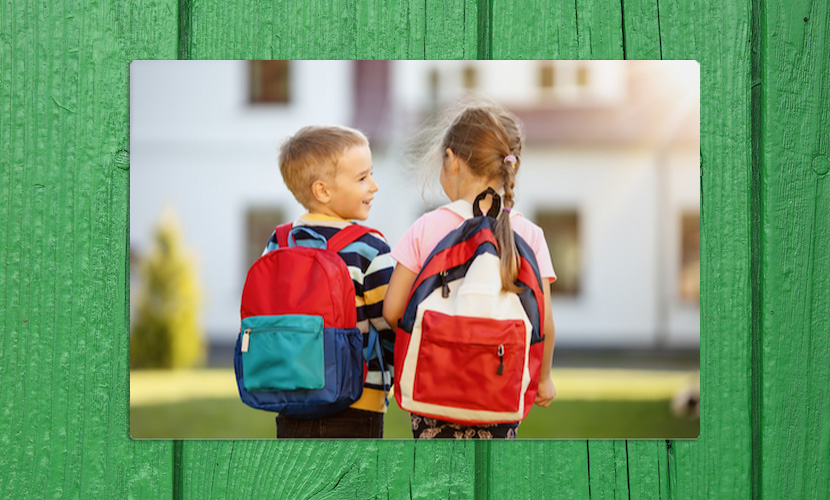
[502, 207, 511, 213]
[504, 154, 517, 168]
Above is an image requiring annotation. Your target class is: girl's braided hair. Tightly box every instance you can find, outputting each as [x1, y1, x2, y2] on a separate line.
[440, 104, 524, 293]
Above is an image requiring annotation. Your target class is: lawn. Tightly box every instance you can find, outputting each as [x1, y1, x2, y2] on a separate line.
[130, 368, 700, 439]
[130, 397, 699, 440]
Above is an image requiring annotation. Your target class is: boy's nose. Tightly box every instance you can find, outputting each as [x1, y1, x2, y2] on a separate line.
[369, 176, 379, 192]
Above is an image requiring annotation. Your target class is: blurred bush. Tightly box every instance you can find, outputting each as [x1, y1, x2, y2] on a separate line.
[130, 206, 206, 369]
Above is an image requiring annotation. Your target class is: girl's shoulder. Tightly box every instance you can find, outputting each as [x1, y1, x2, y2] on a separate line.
[508, 211, 548, 246]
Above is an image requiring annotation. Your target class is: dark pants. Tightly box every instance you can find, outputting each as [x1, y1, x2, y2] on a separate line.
[276, 408, 384, 438]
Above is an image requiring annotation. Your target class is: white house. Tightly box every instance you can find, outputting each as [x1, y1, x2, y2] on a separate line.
[130, 60, 700, 351]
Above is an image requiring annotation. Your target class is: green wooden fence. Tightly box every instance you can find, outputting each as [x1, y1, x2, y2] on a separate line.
[2, 1, 828, 498]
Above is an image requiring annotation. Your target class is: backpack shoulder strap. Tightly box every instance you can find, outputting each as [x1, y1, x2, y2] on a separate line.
[326, 224, 383, 254]
[274, 223, 293, 248]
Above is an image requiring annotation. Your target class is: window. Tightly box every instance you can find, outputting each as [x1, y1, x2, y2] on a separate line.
[576, 65, 589, 87]
[539, 63, 555, 89]
[249, 61, 290, 104]
[245, 207, 286, 270]
[679, 213, 700, 302]
[428, 68, 440, 105]
[462, 65, 478, 90]
[535, 210, 581, 295]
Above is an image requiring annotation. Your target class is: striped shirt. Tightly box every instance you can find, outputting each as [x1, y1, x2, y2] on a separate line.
[263, 213, 395, 413]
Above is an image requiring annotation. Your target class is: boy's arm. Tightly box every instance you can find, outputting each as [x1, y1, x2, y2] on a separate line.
[261, 230, 279, 256]
[361, 243, 396, 385]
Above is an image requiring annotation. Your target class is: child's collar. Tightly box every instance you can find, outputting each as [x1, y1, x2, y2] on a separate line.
[439, 199, 522, 220]
[299, 212, 354, 224]
[440, 200, 475, 219]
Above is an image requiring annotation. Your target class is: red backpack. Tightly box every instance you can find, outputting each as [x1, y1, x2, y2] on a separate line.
[393, 200, 546, 425]
[234, 223, 376, 418]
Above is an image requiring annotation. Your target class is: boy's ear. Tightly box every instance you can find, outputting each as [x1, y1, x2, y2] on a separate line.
[311, 180, 331, 204]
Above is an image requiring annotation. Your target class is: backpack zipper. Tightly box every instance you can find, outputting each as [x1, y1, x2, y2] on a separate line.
[440, 271, 450, 298]
[496, 344, 505, 375]
[241, 328, 252, 353]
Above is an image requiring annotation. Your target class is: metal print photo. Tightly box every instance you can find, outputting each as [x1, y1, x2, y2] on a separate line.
[129, 60, 700, 439]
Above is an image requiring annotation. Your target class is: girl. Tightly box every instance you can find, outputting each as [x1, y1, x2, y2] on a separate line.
[383, 103, 557, 439]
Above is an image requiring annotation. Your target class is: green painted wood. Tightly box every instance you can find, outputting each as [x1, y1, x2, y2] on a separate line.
[587, 441, 630, 499]
[757, 2, 830, 499]
[3, 0, 830, 498]
[489, 1, 756, 499]
[626, 440, 672, 499]
[186, 0, 430, 59]
[177, 439, 475, 499]
[659, 1, 755, 499]
[491, 0, 572, 59]
[178, 2, 478, 499]
[492, 0, 624, 59]
[0, 1, 178, 499]
[486, 441, 589, 499]
[620, 0, 662, 59]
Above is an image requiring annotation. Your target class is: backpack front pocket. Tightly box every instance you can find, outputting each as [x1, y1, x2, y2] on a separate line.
[412, 310, 527, 412]
[241, 314, 325, 392]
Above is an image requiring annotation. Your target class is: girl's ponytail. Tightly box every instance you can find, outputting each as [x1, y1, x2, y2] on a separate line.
[495, 154, 522, 293]
[435, 101, 526, 293]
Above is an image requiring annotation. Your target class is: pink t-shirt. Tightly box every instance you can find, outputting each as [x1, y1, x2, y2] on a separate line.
[391, 200, 557, 281]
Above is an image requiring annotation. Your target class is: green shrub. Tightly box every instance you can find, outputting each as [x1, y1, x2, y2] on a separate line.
[130, 207, 206, 369]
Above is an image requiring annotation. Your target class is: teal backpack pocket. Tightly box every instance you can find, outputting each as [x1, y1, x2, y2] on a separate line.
[241, 315, 325, 392]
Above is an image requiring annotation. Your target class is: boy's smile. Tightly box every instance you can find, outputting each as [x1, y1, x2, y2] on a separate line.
[320, 144, 378, 221]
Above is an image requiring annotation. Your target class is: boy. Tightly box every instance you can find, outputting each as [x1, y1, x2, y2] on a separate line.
[263, 125, 395, 438]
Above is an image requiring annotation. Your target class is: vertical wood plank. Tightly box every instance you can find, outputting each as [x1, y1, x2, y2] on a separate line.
[492, 0, 624, 59]
[661, 0, 755, 498]
[488, 441, 590, 500]
[658, 1, 754, 499]
[758, 1, 830, 499]
[179, 2, 478, 499]
[587, 441, 631, 499]
[187, 0, 429, 59]
[620, 0, 662, 59]
[489, 0, 755, 499]
[487, 2, 621, 498]
[626, 440, 671, 500]
[0, 0, 178, 499]
[490, 0, 578, 59]
[425, 0, 479, 59]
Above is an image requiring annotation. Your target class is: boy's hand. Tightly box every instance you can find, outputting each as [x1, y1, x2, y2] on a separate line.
[534, 376, 556, 408]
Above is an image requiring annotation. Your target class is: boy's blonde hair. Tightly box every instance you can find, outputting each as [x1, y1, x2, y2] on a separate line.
[279, 125, 369, 208]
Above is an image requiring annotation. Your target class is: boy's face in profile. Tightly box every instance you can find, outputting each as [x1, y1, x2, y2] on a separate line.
[322, 144, 378, 221]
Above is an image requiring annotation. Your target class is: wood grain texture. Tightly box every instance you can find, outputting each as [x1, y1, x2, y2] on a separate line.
[492, 0, 624, 59]
[0, 1, 178, 498]
[2, 0, 829, 498]
[178, 439, 476, 499]
[660, 1, 755, 499]
[620, 0, 662, 59]
[489, 1, 754, 499]
[757, 1, 830, 498]
[178, 2, 479, 499]
[186, 0, 432, 59]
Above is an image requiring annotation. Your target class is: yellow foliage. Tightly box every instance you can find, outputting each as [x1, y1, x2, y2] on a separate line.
[131, 206, 206, 369]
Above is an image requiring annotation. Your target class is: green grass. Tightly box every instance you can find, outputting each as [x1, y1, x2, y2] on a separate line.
[130, 397, 699, 439]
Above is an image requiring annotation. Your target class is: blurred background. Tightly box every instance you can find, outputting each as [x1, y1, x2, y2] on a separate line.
[129, 60, 700, 439]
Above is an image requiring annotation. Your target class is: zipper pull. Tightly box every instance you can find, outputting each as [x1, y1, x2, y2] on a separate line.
[497, 344, 504, 375]
[241, 328, 251, 353]
[440, 271, 450, 298]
